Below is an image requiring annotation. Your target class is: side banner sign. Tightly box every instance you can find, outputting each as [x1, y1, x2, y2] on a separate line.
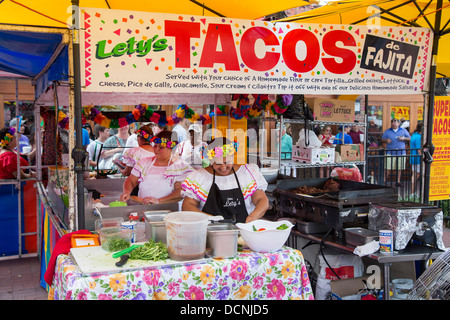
[429, 96, 450, 201]
[80, 8, 432, 95]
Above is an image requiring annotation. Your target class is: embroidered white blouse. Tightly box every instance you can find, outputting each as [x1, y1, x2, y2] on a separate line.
[131, 156, 194, 188]
[181, 163, 268, 213]
[122, 146, 154, 168]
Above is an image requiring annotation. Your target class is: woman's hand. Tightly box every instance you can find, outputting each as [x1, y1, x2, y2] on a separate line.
[143, 196, 159, 204]
[245, 214, 258, 223]
[120, 193, 130, 202]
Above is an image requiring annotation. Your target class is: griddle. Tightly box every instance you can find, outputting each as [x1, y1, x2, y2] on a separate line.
[275, 178, 397, 207]
[274, 178, 398, 239]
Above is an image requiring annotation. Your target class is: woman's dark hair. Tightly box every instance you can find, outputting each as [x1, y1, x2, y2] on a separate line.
[157, 130, 175, 142]
[83, 123, 95, 139]
[415, 122, 423, 134]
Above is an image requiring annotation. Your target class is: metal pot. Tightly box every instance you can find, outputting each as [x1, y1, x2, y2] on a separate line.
[207, 223, 239, 258]
[142, 210, 172, 244]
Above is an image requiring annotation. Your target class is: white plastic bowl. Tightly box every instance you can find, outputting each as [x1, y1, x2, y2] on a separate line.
[235, 220, 294, 252]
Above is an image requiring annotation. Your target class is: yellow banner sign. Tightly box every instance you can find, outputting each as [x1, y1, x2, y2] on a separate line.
[429, 96, 450, 201]
[390, 106, 410, 120]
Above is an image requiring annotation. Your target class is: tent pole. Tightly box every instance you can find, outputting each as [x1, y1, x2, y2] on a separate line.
[71, 0, 86, 229]
[423, 0, 443, 204]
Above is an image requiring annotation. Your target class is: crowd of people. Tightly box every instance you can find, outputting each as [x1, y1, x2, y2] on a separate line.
[86, 118, 269, 223]
[1, 112, 424, 221]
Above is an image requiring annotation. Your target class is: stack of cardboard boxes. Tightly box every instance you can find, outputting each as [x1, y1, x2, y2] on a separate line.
[292, 98, 363, 164]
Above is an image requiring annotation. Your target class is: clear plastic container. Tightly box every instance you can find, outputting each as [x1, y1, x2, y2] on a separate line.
[99, 227, 132, 252]
[164, 211, 208, 261]
[95, 217, 124, 233]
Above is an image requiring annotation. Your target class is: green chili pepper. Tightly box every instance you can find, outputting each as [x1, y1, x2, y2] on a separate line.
[276, 224, 289, 230]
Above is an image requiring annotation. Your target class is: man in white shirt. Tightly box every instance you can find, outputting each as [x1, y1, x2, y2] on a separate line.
[172, 118, 191, 143]
[176, 123, 207, 169]
[87, 125, 110, 169]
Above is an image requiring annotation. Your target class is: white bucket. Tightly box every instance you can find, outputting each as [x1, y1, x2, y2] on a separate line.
[164, 211, 208, 261]
[391, 278, 413, 300]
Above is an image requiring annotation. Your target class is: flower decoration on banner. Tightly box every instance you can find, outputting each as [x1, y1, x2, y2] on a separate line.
[58, 111, 70, 129]
[215, 105, 229, 115]
[270, 94, 293, 116]
[55, 93, 289, 129]
[57, 104, 214, 130]
[236, 94, 251, 119]
[230, 106, 244, 120]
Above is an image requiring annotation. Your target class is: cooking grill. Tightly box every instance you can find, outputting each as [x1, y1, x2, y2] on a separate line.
[274, 178, 397, 238]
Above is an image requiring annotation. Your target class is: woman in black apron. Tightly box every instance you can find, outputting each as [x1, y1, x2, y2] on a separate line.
[182, 137, 269, 223]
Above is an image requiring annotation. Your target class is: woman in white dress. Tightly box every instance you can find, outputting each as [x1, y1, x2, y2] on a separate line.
[119, 125, 155, 176]
[181, 137, 269, 223]
[120, 130, 194, 205]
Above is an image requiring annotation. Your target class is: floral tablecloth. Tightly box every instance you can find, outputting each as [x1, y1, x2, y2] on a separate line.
[49, 246, 314, 300]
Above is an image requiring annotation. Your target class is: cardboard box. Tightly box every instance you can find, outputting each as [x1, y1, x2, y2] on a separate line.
[292, 146, 335, 164]
[335, 144, 362, 162]
[330, 275, 370, 300]
[305, 98, 355, 123]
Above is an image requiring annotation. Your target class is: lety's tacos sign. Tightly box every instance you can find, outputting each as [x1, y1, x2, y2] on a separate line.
[80, 8, 432, 94]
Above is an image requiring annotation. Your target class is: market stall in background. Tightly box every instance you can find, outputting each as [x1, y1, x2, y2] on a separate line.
[0, 2, 448, 300]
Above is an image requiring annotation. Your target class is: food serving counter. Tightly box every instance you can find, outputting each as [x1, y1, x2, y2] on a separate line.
[49, 246, 314, 300]
[47, 175, 179, 231]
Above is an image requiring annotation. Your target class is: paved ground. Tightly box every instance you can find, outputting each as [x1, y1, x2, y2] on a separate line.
[0, 256, 48, 300]
[1, 227, 449, 300]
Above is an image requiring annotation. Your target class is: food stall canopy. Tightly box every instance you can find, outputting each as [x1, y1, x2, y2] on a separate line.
[0, 0, 313, 26]
[0, 29, 65, 76]
[0, 29, 69, 99]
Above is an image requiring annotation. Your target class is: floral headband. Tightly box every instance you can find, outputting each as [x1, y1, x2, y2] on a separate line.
[151, 137, 178, 149]
[204, 142, 238, 160]
[0, 127, 15, 149]
[135, 129, 153, 142]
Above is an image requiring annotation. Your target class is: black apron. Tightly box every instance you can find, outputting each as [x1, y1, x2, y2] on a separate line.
[202, 168, 249, 223]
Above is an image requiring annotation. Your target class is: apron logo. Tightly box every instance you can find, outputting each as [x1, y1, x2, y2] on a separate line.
[223, 197, 241, 208]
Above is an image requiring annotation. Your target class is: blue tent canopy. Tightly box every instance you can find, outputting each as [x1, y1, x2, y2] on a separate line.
[0, 29, 68, 98]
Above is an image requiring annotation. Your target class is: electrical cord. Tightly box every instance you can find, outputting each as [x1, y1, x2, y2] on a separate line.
[424, 224, 440, 261]
[320, 228, 341, 280]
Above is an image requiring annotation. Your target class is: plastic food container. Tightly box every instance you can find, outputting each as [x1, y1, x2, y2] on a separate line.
[235, 220, 294, 252]
[95, 217, 124, 233]
[207, 223, 239, 258]
[99, 227, 133, 252]
[344, 227, 379, 247]
[164, 211, 208, 261]
[143, 210, 172, 244]
[109, 200, 127, 207]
